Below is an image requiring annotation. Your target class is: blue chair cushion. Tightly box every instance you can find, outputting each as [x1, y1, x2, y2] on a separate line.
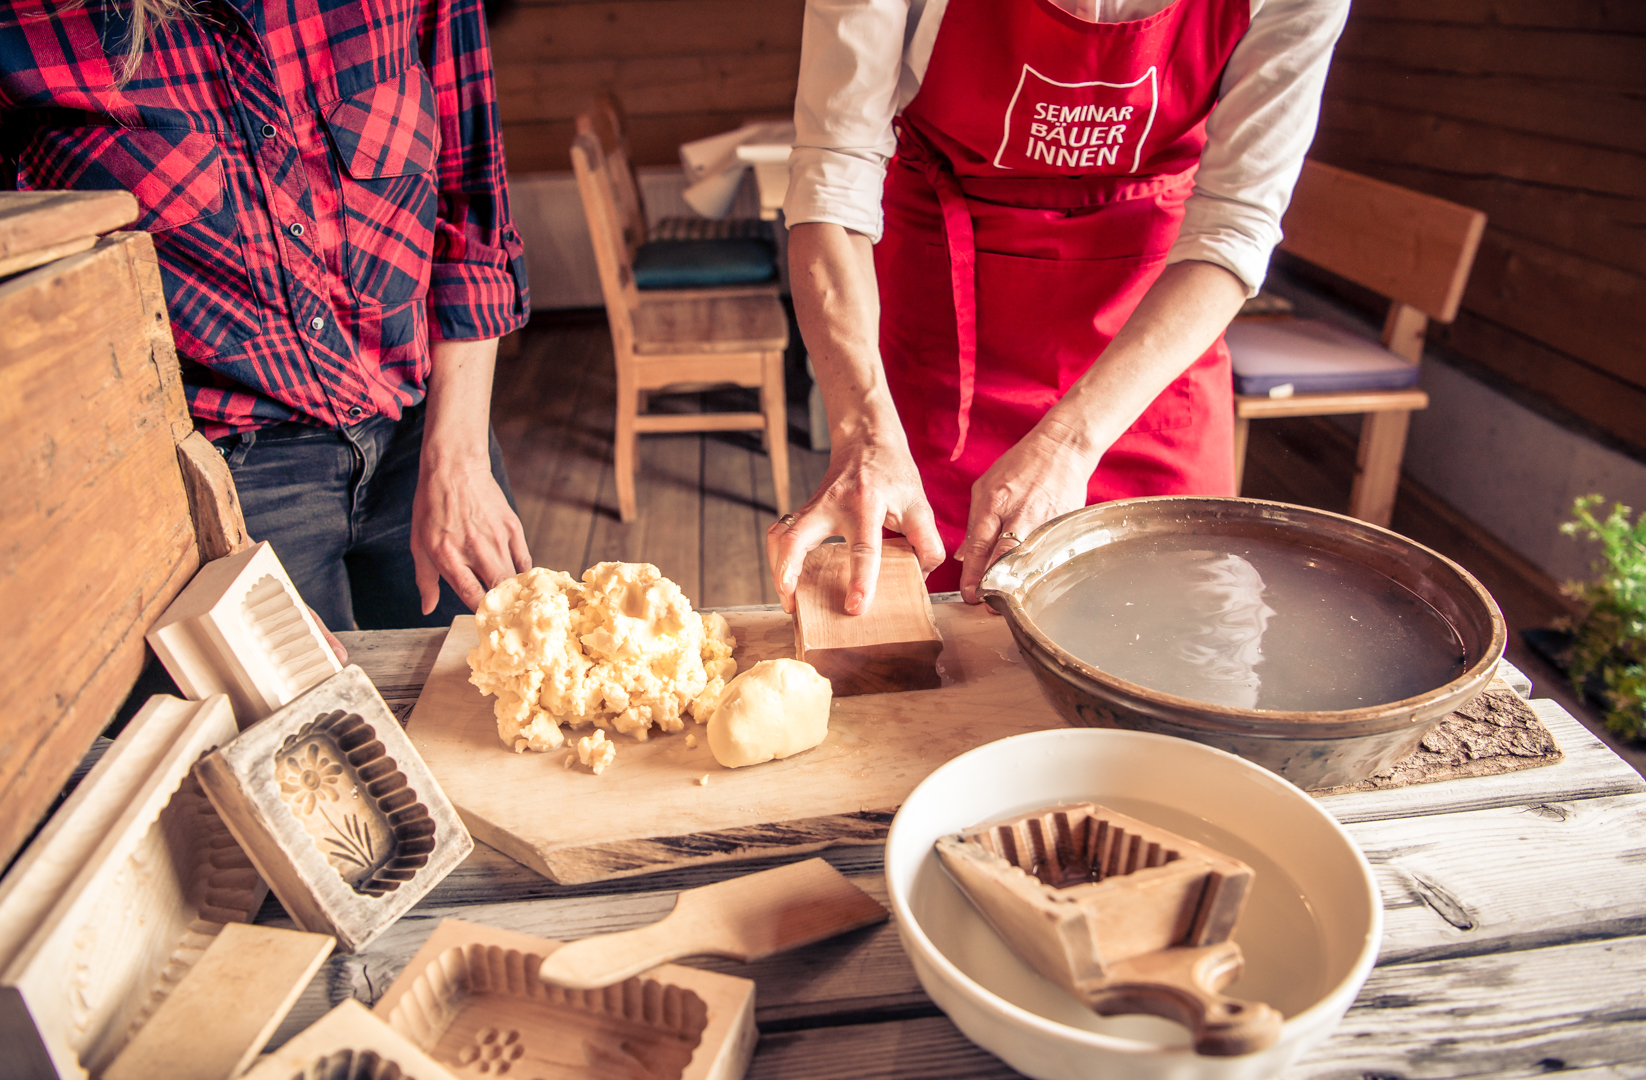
[632, 238, 777, 289]
[1226, 319, 1421, 396]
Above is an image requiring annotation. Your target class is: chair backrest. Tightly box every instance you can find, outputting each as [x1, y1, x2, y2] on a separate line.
[575, 95, 648, 254]
[1279, 161, 1486, 358]
[570, 130, 639, 352]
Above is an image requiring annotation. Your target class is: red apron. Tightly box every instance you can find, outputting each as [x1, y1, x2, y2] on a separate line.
[877, 0, 1249, 592]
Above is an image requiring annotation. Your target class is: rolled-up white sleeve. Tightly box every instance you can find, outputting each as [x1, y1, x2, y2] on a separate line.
[784, 0, 911, 241]
[1167, 0, 1350, 295]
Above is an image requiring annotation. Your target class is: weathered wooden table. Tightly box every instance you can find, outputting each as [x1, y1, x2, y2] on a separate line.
[264, 621, 1646, 1078]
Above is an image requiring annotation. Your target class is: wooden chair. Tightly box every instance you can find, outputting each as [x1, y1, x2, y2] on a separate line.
[575, 96, 779, 293]
[571, 130, 791, 523]
[1230, 160, 1487, 527]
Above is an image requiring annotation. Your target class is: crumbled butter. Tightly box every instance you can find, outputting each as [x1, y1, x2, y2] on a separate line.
[577, 729, 617, 775]
[468, 563, 737, 755]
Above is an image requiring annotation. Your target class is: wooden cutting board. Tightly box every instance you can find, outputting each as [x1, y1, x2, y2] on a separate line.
[405, 604, 1068, 884]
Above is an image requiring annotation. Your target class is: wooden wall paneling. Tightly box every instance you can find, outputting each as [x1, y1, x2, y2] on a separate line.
[489, 0, 804, 66]
[495, 52, 802, 127]
[1326, 62, 1646, 155]
[1342, 0, 1646, 33]
[1313, 100, 1644, 200]
[1430, 312, 1646, 457]
[1333, 20, 1646, 88]
[0, 232, 203, 869]
[1458, 229, 1646, 388]
[0, 695, 263, 1080]
[489, 0, 805, 172]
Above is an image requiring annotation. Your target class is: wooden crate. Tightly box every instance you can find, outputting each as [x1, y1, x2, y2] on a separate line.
[0, 199, 243, 868]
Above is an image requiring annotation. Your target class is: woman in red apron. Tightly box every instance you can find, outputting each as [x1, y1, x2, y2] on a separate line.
[770, 0, 1335, 612]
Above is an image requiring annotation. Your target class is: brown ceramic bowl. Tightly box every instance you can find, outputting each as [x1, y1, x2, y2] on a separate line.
[978, 497, 1506, 790]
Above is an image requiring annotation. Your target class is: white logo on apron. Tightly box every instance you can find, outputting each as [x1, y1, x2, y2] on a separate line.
[993, 64, 1159, 173]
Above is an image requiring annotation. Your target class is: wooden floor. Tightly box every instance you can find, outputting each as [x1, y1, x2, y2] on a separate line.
[494, 311, 1645, 774]
[492, 310, 829, 610]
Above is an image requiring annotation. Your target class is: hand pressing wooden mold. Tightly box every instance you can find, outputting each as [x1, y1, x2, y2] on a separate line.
[935, 802, 1282, 1056]
[238, 999, 461, 1080]
[793, 538, 943, 696]
[197, 666, 473, 954]
[147, 541, 342, 728]
[374, 920, 758, 1080]
[0, 695, 266, 1080]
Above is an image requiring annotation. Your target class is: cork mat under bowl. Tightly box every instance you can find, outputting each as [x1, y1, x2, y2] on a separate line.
[1310, 678, 1562, 797]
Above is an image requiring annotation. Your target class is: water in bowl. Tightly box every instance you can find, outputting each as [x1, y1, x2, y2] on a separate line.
[1028, 533, 1466, 711]
[913, 795, 1329, 1045]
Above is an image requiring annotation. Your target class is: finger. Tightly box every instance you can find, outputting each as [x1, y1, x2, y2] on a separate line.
[957, 513, 1003, 605]
[440, 555, 487, 613]
[896, 496, 947, 578]
[306, 604, 348, 663]
[413, 544, 443, 617]
[508, 518, 533, 576]
[769, 509, 840, 615]
[845, 514, 884, 616]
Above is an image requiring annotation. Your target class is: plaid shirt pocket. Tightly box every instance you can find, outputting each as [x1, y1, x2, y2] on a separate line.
[324, 66, 440, 307]
[15, 124, 262, 360]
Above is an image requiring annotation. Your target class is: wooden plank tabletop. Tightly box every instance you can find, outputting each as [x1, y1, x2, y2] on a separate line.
[260, 619, 1646, 1078]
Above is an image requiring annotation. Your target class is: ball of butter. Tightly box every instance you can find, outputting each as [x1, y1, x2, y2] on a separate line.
[706, 659, 833, 768]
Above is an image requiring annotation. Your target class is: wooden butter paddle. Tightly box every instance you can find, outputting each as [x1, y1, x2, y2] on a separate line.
[539, 858, 888, 989]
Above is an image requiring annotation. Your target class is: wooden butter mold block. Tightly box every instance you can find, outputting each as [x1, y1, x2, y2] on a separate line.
[196, 666, 473, 954]
[147, 541, 343, 729]
[102, 922, 335, 1080]
[0, 695, 266, 1080]
[793, 538, 943, 697]
[238, 999, 461, 1080]
[375, 919, 757, 1080]
[935, 802, 1282, 1056]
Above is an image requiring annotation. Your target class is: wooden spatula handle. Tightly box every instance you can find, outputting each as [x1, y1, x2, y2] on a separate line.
[1083, 942, 1282, 1057]
[539, 921, 714, 990]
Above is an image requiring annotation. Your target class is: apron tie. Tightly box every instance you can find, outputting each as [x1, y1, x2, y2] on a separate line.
[896, 123, 978, 462]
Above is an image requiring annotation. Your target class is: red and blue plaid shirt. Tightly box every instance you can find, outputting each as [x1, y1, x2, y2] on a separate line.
[1, 0, 530, 438]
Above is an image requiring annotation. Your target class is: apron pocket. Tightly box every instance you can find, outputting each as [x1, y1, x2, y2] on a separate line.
[974, 247, 1192, 434]
[323, 66, 439, 307]
[15, 125, 262, 360]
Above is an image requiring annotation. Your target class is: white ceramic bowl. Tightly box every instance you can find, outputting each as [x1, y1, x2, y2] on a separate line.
[885, 728, 1381, 1080]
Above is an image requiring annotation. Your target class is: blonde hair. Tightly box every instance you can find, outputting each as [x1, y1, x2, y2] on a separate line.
[68, 0, 197, 84]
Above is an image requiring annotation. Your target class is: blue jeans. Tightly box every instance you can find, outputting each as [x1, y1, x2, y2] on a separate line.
[214, 403, 517, 631]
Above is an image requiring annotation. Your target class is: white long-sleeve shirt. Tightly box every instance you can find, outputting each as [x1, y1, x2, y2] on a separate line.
[784, 0, 1350, 295]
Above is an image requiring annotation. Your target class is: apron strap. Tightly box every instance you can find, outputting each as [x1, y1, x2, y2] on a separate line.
[896, 123, 977, 462]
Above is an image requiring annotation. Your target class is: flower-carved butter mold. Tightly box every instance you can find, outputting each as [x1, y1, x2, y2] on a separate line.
[274, 710, 436, 897]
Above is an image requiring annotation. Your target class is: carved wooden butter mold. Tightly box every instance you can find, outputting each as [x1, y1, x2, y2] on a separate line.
[238, 999, 461, 1080]
[0, 695, 265, 1080]
[375, 920, 758, 1080]
[197, 666, 472, 954]
[147, 541, 342, 728]
[935, 802, 1283, 1056]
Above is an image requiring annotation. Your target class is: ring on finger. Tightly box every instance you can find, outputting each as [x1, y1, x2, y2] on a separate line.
[777, 513, 799, 528]
[999, 531, 1020, 542]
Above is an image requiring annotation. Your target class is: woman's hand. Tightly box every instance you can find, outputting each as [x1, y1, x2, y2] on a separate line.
[956, 417, 1100, 603]
[766, 432, 945, 616]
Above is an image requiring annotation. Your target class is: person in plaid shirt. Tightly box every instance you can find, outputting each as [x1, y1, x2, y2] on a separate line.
[1, 0, 533, 635]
